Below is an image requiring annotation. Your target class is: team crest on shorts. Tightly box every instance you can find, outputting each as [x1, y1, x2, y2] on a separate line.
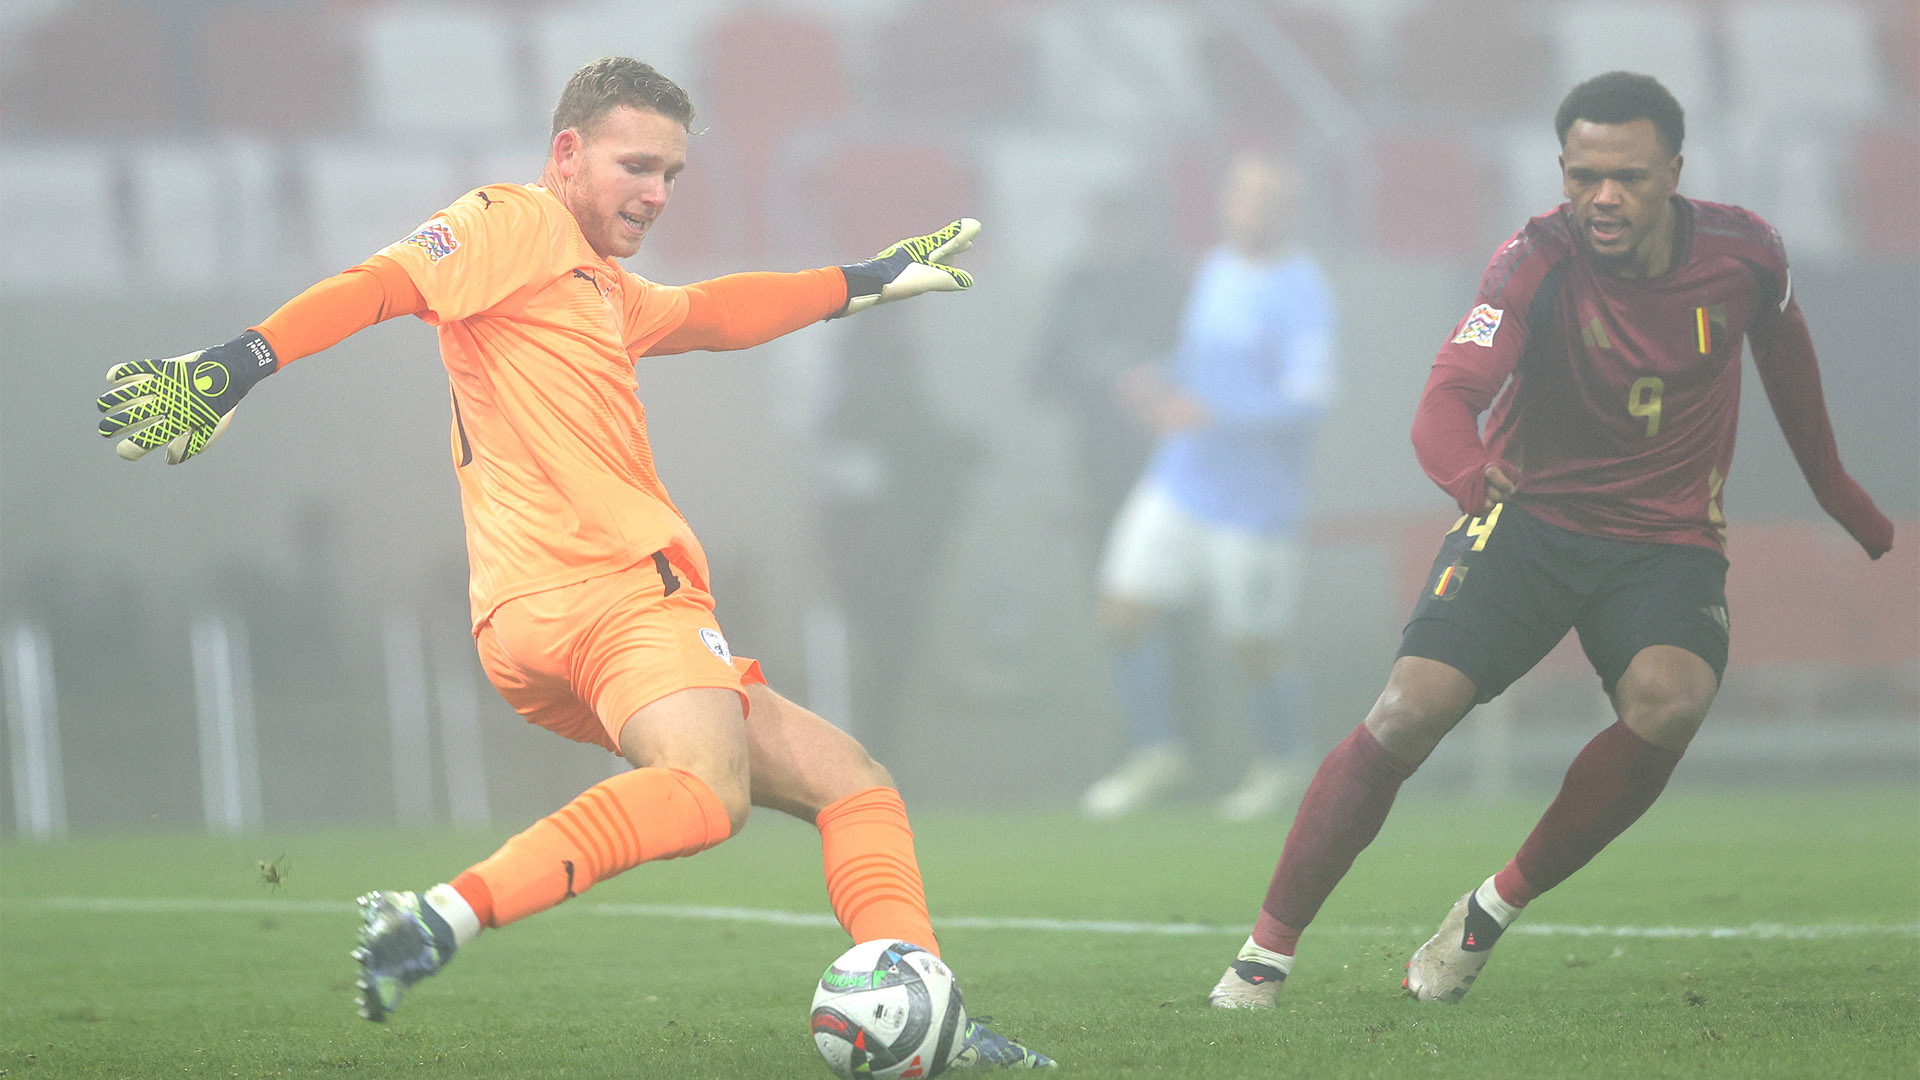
[401, 221, 460, 263]
[700, 627, 733, 664]
[1452, 304, 1504, 347]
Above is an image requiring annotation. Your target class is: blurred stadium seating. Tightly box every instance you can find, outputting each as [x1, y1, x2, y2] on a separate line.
[4, 0, 1914, 282]
[1854, 127, 1920, 259]
[868, 0, 1031, 124]
[299, 142, 463, 272]
[14, 0, 184, 136]
[127, 142, 281, 289]
[799, 141, 977, 256]
[1547, 2, 1720, 131]
[2, 0, 1913, 824]
[700, 8, 849, 255]
[1365, 133, 1492, 257]
[1387, 0, 1550, 121]
[195, 3, 357, 136]
[0, 142, 125, 288]
[358, 3, 525, 139]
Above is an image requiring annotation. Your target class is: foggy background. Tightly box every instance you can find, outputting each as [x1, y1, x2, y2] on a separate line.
[2, 0, 1915, 834]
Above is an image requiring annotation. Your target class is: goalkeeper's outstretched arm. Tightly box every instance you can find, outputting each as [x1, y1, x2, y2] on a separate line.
[96, 258, 424, 463]
[99, 217, 978, 462]
[644, 218, 982, 355]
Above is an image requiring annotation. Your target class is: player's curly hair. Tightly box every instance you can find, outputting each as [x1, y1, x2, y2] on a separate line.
[1555, 71, 1684, 157]
[552, 57, 695, 140]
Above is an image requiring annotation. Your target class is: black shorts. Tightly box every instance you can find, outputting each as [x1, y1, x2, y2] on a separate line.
[1397, 503, 1730, 704]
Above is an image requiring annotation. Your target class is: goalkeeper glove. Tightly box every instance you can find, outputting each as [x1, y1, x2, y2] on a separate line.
[833, 218, 979, 318]
[96, 330, 278, 464]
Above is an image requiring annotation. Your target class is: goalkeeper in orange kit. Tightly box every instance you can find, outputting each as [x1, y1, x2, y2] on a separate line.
[95, 57, 1050, 1069]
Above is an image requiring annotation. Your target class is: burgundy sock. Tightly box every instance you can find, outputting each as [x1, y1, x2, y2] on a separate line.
[1251, 722, 1417, 955]
[1493, 720, 1682, 906]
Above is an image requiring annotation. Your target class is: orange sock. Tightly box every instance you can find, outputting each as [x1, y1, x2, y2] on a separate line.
[451, 766, 731, 928]
[816, 787, 939, 957]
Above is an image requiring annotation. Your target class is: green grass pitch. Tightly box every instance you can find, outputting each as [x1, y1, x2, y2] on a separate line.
[3, 786, 1916, 1079]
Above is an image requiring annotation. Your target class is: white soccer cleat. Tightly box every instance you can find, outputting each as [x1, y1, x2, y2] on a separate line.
[1080, 745, 1189, 819]
[1404, 891, 1501, 1002]
[1208, 958, 1286, 1010]
[1217, 756, 1307, 822]
[1209, 936, 1291, 1010]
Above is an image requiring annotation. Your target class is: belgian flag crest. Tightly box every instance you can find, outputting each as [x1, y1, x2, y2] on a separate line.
[1694, 304, 1726, 354]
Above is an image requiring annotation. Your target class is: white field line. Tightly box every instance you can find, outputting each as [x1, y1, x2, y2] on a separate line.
[20, 897, 1920, 941]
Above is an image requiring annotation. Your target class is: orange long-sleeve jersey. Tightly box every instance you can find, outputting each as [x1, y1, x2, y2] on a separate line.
[254, 183, 849, 626]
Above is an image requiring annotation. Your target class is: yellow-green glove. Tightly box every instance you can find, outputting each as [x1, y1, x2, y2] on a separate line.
[97, 331, 278, 464]
[834, 218, 979, 318]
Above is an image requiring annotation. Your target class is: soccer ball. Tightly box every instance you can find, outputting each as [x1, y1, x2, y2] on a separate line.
[810, 939, 966, 1079]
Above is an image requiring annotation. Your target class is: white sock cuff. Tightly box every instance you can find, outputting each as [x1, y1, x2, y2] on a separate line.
[424, 883, 483, 948]
[1236, 936, 1294, 975]
[1474, 874, 1523, 929]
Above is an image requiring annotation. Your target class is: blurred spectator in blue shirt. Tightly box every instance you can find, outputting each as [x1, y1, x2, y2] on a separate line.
[1085, 150, 1336, 820]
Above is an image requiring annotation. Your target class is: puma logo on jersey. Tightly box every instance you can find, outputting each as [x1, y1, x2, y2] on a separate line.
[571, 267, 612, 299]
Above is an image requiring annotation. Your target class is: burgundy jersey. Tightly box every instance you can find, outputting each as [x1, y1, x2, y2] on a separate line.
[1411, 196, 1891, 557]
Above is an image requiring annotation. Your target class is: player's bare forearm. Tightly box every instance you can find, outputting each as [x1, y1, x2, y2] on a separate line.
[645, 269, 846, 355]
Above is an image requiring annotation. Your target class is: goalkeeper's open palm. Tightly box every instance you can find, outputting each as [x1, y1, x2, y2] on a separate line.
[96, 332, 277, 464]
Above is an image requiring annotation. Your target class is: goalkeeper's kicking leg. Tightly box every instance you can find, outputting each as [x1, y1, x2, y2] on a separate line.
[353, 573, 770, 1021]
[354, 684, 747, 1021]
[353, 675, 1053, 1065]
[736, 685, 1053, 1069]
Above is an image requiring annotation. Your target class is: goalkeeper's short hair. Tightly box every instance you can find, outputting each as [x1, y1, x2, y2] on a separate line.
[552, 57, 695, 140]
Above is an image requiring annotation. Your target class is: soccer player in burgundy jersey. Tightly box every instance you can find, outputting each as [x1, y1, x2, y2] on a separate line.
[1208, 71, 1894, 1009]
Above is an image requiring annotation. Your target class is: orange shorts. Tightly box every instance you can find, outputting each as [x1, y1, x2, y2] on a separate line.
[474, 552, 764, 753]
